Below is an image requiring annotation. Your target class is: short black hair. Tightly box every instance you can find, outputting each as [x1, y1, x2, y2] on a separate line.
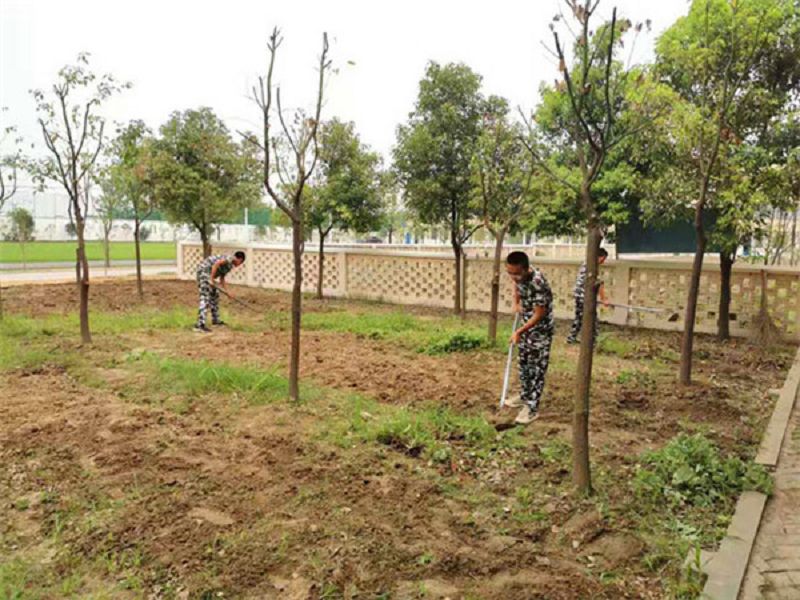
[506, 251, 529, 269]
[598, 248, 609, 258]
[234, 251, 246, 262]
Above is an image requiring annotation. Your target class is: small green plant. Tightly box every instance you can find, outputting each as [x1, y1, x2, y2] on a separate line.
[633, 433, 772, 510]
[597, 333, 635, 357]
[540, 439, 571, 464]
[615, 369, 655, 388]
[417, 552, 435, 565]
[424, 332, 485, 355]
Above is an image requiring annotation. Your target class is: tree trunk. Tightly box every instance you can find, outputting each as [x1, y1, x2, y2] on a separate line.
[718, 251, 734, 341]
[289, 217, 303, 402]
[134, 219, 143, 300]
[103, 229, 111, 270]
[488, 228, 506, 344]
[680, 202, 707, 385]
[451, 241, 462, 315]
[388, 226, 394, 244]
[75, 215, 92, 344]
[791, 210, 797, 267]
[317, 230, 325, 300]
[200, 229, 212, 258]
[573, 220, 602, 496]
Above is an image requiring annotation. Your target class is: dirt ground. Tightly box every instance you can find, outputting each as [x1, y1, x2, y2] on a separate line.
[0, 280, 794, 600]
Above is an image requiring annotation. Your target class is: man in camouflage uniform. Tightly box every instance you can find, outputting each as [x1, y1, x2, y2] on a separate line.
[567, 248, 609, 345]
[194, 251, 246, 333]
[504, 251, 554, 425]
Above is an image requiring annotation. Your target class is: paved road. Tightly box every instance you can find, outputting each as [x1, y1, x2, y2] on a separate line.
[0, 265, 177, 286]
[740, 390, 800, 599]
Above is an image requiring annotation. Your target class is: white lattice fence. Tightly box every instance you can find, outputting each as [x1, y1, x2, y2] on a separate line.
[177, 242, 800, 340]
[347, 253, 455, 308]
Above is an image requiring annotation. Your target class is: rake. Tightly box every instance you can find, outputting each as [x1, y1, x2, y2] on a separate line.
[211, 285, 261, 314]
[606, 302, 680, 322]
[499, 312, 521, 408]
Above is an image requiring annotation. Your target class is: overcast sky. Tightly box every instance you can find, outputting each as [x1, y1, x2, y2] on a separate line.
[1, 0, 689, 165]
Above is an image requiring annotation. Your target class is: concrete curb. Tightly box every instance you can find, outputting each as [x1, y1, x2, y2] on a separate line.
[693, 346, 800, 600]
[756, 350, 800, 467]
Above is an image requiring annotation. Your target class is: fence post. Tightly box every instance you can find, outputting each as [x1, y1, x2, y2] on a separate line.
[461, 253, 469, 312]
[176, 241, 184, 279]
[340, 250, 349, 299]
[245, 242, 255, 287]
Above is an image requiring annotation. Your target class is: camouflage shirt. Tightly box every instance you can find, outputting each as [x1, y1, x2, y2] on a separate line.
[516, 268, 554, 335]
[197, 255, 234, 278]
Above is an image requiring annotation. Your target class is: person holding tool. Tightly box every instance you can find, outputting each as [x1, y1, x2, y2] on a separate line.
[503, 251, 554, 425]
[567, 248, 609, 344]
[193, 251, 246, 333]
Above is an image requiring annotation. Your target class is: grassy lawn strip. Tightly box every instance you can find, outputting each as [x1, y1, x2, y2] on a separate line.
[125, 352, 324, 406]
[298, 308, 506, 354]
[0, 241, 176, 264]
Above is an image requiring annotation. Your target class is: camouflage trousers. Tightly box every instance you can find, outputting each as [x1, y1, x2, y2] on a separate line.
[567, 296, 598, 343]
[518, 330, 553, 413]
[195, 269, 220, 327]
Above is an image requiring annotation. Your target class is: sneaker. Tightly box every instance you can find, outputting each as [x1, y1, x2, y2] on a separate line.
[212, 320, 226, 326]
[193, 324, 212, 333]
[514, 406, 540, 425]
[503, 394, 524, 408]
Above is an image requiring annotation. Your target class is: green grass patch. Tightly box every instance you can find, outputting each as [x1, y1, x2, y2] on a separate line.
[615, 368, 656, 388]
[0, 316, 74, 371]
[0, 309, 194, 372]
[424, 332, 487, 355]
[130, 354, 321, 405]
[0, 241, 176, 264]
[329, 394, 521, 462]
[301, 309, 496, 353]
[0, 556, 127, 600]
[596, 333, 636, 358]
[633, 433, 771, 510]
[629, 433, 771, 597]
[0, 308, 192, 339]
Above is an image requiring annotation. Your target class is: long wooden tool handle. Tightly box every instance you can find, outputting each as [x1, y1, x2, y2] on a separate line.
[500, 312, 521, 408]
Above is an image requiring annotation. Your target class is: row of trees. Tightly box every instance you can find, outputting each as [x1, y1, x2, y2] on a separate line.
[393, 0, 800, 493]
[0, 56, 389, 343]
[1, 0, 798, 495]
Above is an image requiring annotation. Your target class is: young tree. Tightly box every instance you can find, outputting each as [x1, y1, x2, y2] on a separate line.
[472, 97, 537, 343]
[149, 108, 261, 257]
[307, 118, 383, 299]
[25, 53, 129, 343]
[0, 108, 23, 319]
[527, 2, 665, 494]
[654, 0, 794, 381]
[95, 171, 122, 269]
[394, 62, 485, 315]
[252, 28, 331, 402]
[106, 121, 156, 298]
[377, 173, 406, 244]
[0, 108, 21, 207]
[5, 207, 35, 267]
